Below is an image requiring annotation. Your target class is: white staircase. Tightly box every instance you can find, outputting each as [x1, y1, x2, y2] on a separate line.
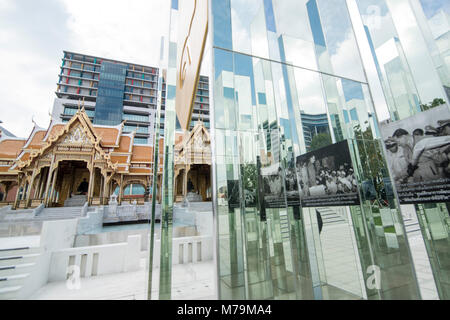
[279, 212, 291, 242]
[403, 217, 421, 235]
[64, 195, 87, 207]
[0, 246, 40, 300]
[35, 207, 85, 221]
[318, 208, 346, 226]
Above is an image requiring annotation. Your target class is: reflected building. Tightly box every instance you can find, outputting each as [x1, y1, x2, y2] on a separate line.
[199, 0, 423, 300]
[299, 112, 330, 151]
[354, 0, 450, 300]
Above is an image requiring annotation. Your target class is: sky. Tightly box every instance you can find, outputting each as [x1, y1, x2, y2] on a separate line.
[0, 0, 169, 138]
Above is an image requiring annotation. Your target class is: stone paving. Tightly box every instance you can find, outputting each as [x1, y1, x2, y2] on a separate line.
[30, 257, 216, 300]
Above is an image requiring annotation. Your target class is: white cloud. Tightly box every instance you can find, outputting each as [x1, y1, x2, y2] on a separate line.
[0, 0, 168, 138]
[62, 0, 168, 66]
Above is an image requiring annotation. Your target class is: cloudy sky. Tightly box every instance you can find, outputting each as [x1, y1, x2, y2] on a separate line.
[0, 0, 169, 137]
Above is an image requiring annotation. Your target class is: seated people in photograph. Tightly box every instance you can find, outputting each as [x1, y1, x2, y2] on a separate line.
[325, 174, 338, 195]
[307, 155, 317, 189]
[387, 120, 450, 182]
[408, 124, 450, 181]
[385, 138, 410, 184]
[77, 178, 89, 195]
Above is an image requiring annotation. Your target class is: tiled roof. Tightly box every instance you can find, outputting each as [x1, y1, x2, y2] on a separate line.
[131, 145, 153, 162]
[94, 126, 121, 146]
[129, 168, 152, 174]
[117, 135, 132, 153]
[110, 155, 129, 165]
[0, 139, 26, 159]
[28, 131, 47, 149]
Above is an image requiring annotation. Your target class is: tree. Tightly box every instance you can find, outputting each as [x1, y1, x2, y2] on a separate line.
[420, 98, 446, 111]
[309, 132, 332, 152]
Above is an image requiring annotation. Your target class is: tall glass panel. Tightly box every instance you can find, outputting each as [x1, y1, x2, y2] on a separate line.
[354, 0, 450, 300]
[210, 0, 421, 300]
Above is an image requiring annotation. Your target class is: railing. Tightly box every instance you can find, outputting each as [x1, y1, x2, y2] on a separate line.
[153, 235, 213, 267]
[48, 235, 141, 282]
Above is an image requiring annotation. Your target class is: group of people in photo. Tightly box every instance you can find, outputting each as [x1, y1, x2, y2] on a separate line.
[384, 118, 450, 184]
[296, 154, 358, 198]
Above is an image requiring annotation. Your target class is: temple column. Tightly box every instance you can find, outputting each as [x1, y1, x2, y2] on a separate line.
[173, 171, 178, 201]
[87, 167, 95, 206]
[118, 174, 124, 205]
[33, 174, 42, 199]
[39, 171, 47, 199]
[183, 169, 187, 198]
[47, 165, 59, 207]
[102, 175, 109, 205]
[99, 174, 104, 200]
[13, 177, 23, 210]
[38, 169, 48, 199]
[25, 169, 38, 208]
[43, 156, 56, 207]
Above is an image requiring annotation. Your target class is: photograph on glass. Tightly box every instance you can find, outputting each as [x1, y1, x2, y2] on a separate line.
[296, 140, 360, 208]
[261, 164, 286, 209]
[380, 105, 450, 204]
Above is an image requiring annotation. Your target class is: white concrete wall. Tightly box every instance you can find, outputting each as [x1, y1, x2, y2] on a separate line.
[151, 235, 213, 269]
[19, 219, 79, 299]
[48, 235, 141, 282]
[194, 211, 213, 236]
[77, 207, 103, 235]
[75, 228, 150, 251]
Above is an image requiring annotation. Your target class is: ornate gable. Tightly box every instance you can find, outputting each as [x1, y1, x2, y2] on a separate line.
[176, 122, 211, 165]
[61, 124, 93, 145]
[15, 109, 117, 172]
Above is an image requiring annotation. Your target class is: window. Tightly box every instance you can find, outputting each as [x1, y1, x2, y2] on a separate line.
[123, 113, 149, 122]
[134, 137, 148, 144]
[123, 125, 149, 134]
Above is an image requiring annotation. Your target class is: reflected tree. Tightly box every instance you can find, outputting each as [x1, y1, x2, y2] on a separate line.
[420, 98, 446, 111]
[309, 132, 332, 152]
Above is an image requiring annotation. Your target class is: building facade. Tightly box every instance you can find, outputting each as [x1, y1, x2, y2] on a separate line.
[53, 51, 160, 145]
[53, 51, 210, 144]
[0, 109, 164, 210]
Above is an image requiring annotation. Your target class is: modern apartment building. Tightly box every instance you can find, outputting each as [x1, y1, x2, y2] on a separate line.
[299, 112, 330, 151]
[52, 51, 210, 145]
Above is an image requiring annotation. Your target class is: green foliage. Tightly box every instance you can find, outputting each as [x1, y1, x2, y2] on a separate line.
[420, 98, 446, 111]
[309, 132, 332, 152]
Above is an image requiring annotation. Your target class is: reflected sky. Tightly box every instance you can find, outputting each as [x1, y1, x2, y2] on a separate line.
[419, 0, 450, 18]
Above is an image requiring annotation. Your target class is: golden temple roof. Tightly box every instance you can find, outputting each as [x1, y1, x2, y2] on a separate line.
[0, 109, 163, 175]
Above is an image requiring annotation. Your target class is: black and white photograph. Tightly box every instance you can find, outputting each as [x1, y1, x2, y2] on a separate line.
[261, 164, 286, 208]
[285, 165, 301, 207]
[296, 140, 360, 207]
[380, 105, 450, 204]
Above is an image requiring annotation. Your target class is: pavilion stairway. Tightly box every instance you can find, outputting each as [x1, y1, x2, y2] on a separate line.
[64, 195, 87, 207]
[34, 207, 86, 221]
